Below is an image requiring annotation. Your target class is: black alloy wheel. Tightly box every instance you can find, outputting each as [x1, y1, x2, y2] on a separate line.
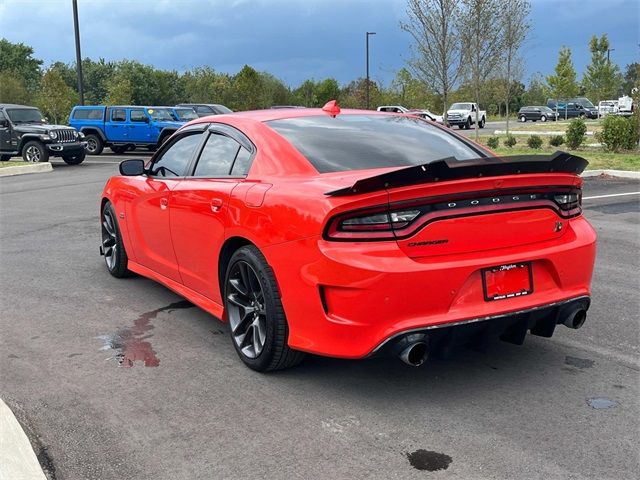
[224, 245, 304, 371]
[101, 202, 130, 278]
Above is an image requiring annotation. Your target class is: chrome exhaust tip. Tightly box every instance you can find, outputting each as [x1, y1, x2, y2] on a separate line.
[399, 342, 429, 367]
[563, 308, 587, 329]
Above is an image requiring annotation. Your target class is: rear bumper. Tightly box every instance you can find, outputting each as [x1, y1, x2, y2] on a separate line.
[263, 216, 596, 359]
[370, 295, 590, 357]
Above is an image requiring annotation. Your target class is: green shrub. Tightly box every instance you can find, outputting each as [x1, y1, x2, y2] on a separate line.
[504, 134, 517, 147]
[566, 118, 586, 149]
[598, 113, 640, 151]
[486, 136, 499, 149]
[527, 135, 543, 149]
[549, 135, 565, 147]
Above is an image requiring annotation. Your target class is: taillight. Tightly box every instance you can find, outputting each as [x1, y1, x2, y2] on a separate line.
[326, 207, 422, 240]
[553, 192, 581, 211]
[340, 209, 421, 231]
[324, 188, 582, 241]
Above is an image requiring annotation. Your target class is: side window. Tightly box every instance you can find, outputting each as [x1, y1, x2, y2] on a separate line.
[73, 108, 104, 120]
[196, 106, 213, 115]
[111, 109, 126, 122]
[151, 133, 203, 178]
[130, 109, 147, 122]
[231, 147, 252, 176]
[193, 133, 241, 177]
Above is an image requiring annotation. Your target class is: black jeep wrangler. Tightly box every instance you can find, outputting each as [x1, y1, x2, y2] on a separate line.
[0, 104, 87, 164]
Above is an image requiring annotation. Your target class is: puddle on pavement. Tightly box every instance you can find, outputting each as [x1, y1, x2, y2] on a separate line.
[565, 355, 595, 369]
[97, 300, 193, 368]
[406, 450, 452, 471]
[587, 397, 618, 409]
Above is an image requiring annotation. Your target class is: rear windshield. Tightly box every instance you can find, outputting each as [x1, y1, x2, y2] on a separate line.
[267, 114, 484, 173]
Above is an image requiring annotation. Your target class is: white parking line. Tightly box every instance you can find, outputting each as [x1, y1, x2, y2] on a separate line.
[583, 192, 640, 200]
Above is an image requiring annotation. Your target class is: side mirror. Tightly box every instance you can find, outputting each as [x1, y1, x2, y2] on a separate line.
[0, 119, 8, 127]
[144, 116, 150, 123]
[119, 159, 145, 176]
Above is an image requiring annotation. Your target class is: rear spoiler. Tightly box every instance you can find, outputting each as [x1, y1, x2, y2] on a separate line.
[325, 151, 588, 197]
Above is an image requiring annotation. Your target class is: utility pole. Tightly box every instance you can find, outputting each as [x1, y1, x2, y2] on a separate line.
[607, 48, 615, 63]
[366, 31, 376, 109]
[72, 0, 84, 105]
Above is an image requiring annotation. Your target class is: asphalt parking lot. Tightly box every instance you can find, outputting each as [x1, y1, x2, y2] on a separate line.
[1, 156, 638, 480]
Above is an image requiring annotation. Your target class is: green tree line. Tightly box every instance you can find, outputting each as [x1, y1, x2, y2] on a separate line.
[0, 37, 637, 125]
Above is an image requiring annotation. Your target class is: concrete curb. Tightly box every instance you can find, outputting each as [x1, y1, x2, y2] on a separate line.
[582, 169, 640, 179]
[0, 163, 53, 177]
[495, 130, 595, 136]
[0, 398, 47, 480]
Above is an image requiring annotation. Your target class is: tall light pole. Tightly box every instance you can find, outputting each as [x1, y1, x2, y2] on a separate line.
[72, 0, 84, 105]
[366, 31, 376, 110]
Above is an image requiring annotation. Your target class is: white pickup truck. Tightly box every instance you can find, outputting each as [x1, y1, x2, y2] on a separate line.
[446, 102, 486, 129]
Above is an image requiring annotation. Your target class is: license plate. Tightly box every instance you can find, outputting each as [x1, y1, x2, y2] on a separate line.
[482, 263, 533, 301]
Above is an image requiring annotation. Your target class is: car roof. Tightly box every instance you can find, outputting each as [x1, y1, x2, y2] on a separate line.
[0, 103, 38, 109]
[191, 107, 395, 124]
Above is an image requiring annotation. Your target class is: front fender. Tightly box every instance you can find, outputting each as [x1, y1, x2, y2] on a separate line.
[17, 134, 45, 153]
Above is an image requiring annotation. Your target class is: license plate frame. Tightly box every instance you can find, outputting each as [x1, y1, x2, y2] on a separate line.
[481, 262, 533, 302]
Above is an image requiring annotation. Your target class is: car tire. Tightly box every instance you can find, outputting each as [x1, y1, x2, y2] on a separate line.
[0, 154, 11, 161]
[519, 115, 526, 122]
[457, 124, 464, 130]
[85, 134, 103, 155]
[479, 117, 485, 128]
[110, 145, 127, 154]
[62, 150, 86, 165]
[157, 132, 172, 147]
[224, 245, 305, 372]
[465, 117, 471, 129]
[22, 141, 49, 163]
[101, 201, 130, 278]
[540, 115, 547, 122]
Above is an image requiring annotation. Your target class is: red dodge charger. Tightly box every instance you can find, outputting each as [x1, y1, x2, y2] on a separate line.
[100, 103, 596, 371]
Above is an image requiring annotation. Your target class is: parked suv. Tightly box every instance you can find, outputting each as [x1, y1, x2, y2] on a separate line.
[518, 106, 559, 122]
[175, 103, 232, 117]
[547, 98, 598, 119]
[0, 104, 86, 164]
[69, 105, 183, 155]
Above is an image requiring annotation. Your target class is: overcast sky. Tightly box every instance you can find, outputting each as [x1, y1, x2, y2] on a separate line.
[0, 0, 638, 88]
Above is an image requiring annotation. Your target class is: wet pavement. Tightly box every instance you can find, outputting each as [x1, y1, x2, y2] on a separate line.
[0, 160, 638, 479]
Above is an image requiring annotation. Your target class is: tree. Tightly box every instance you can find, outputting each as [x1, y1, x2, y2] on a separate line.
[0, 38, 42, 90]
[499, 0, 530, 133]
[231, 65, 263, 110]
[523, 72, 550, 106]
[105, 74, 133, 105]
[582, 34, 622, 102]
[36, 69, 78, 124]
[0, 71, 31, 104]
[401, 0, 463, 117]
[622, 63, 639, 95]
[547, 47, 579, 100]
[315, 78, 340, 106]
[458, 0, 506, 140]
[293, 79, 317, 106]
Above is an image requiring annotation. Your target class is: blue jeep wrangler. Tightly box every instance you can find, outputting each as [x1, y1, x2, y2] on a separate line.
[69, 106, 184, 155]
